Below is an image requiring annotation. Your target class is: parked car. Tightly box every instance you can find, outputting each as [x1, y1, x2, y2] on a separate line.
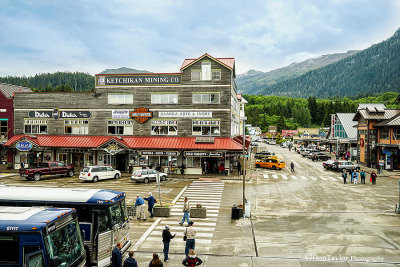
[323, 160, 335, 170]
[255, 158, 286, 170]
[251, 142, 259, 147]
[255, 151, 275, 159]
[79, 166, 121, 182]
[131, 169, 168, 183]
[305, 151, 320, 159]
[19, 161, 74, 181]
[312, 152, 331, 161]
[331, 161, 360, 172]
[269, 140, 276, 145]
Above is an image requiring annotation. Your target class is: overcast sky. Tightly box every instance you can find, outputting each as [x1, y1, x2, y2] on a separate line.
[0, 0, 399, 76]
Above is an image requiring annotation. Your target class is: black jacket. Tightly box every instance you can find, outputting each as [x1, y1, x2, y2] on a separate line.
[123, 257, 138, 267]
[182, 256, 203, 266]
[162, 229, 175, 243]
[111, 247, 122, 267]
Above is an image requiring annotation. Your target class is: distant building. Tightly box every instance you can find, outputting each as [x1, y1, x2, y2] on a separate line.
[268, 126, 277, 134]
[282, 130, 298, 138]
[326, 113, 357, 157]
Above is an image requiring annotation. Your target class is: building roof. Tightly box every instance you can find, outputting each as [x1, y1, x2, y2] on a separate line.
[396, 94, 400, 102]
[4, 135, 245, 151]
[180, 53, 235, 71]
[336, 113, 358, 139]
[353, 109, 400, 121]
[357, 103, 386, 111]
[237, 94, 248, 104]
[0, 83, 32, 99]
[374, 113, 400, 127]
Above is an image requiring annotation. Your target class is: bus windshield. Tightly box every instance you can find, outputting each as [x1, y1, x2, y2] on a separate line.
[109, 199, 127, 227]
[45, 219, 84, 265]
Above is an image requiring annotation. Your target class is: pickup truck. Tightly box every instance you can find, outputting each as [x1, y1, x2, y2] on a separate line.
[19, 161, 75, 181]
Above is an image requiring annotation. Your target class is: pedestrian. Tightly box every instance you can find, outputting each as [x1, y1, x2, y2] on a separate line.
[237, 161, 241, 175]
[135, 195, 146, 220]
[162, 225, 176, 262]
[350, 168, 354, 183]
[149, 253, 163, 267]
[290, 161, 295, 172]
[352, 171, 358, 184]
[123, 251, 138, 267]
[111, 242, 123, 267]
[370, 171, 377, 185]
[184, 221, 196, 258]
[182, 249, 203, 266]
[360, 170, 366, 184]
[342, 169, 347, 184]
[179, 197, 191, 226]
[144, 192, 156, 218]
[377, 164, 381, 174]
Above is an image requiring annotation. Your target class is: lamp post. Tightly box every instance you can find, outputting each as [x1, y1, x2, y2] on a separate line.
[336, 136, 339, 159]
[241, 117, 247, 216]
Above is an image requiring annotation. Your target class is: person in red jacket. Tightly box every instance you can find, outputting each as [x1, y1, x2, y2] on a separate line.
[182, 249, 202, 266]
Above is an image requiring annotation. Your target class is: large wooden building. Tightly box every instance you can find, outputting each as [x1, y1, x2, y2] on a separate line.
[5, 54, 248, 174]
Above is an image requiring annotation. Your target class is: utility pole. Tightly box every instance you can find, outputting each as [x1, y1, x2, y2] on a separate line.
[241, 117, 247, 216]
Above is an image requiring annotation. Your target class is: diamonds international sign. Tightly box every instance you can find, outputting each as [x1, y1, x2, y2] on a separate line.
[96, 73, 182, 86]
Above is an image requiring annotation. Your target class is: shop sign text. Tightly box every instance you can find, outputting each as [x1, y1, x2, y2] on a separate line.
[184, 151, 224, 157]
[131, 107, 153, 123]
[141, 151, 178, 156]
[16, 141, 33, 151]
[112, 110, 130, 119]
[29, 110, 91, 119]
[159, 111, 212, 118]
[96, 74, 181, 86]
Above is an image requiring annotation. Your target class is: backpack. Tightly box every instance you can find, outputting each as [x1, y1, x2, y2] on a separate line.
[187, 257, 197, 267]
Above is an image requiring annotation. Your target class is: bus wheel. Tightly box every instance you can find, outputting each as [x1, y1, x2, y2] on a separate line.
[33, 173, 41, 181]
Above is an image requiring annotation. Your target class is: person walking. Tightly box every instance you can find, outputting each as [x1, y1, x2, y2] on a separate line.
[353, 171, 358, 184]
[184, 222, 196, 258]
[135, 195, 146, 220]
[111, 242, 123, 267]
[123, 251, 138, 267]
[179, 197, 190, 226]
[350, 168, 354, 183]
[342, 169, 347, 184]
[290, 161, 295, 172]
[182, 249, 203, 266]
[370, 171, 377, 185]
[144, 192, 156, 218]
[237, 161, 241, 175]
[162, 225, 176, 262]
[360, 170, 366, 184]
[149, 253, 163, 267]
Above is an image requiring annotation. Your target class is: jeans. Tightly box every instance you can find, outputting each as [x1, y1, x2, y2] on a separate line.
[163, 242, 169, 261]
[181, 211, 190, 224]
[185, 239, 195, 257]
[148, 205, 154, 217]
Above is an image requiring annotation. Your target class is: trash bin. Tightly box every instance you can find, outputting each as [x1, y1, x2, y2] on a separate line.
[231, 206, 240, 220]
[245, 201, 251, 218]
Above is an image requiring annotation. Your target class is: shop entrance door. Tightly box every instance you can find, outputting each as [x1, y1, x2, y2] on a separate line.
[116, 153, 127, 172]
[73, 153, 84, 168]
[202, 157, 219, 174]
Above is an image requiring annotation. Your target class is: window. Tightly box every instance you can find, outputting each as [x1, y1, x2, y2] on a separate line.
[65, 120, 88, 134]
[192, 93, 220, 104]
[192, 120, 220, 136]
[395, 128, 400, 139]
[108, 94, 133, 104]
[108, 120, 133, 135]
[151, 120, 178, 135]
[151, 94, 178, 104]
[380, 128, 389, 139]
[212, 70, 221, 80]
[24, 119, 48, 134]
[104, 154, 111, 165]
[0, 120, 7, 138]
[191, 70, 201, 81]
[201, 61, 211, 80]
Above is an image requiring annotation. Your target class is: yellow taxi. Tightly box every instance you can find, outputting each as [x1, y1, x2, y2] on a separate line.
[255, 158, 286, 170]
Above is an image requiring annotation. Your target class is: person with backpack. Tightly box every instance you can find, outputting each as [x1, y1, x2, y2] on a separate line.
[360, 170, 366, 184]
[182, 249, 202, 266]
[184, 221, 196, 258]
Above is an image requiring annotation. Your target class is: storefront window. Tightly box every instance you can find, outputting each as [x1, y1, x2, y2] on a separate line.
[0, 120, 8, 139]
[139, 156, 148, 166]
[65, 120, 88, 135]
[149, 156, 159, 168]
[85, 153, 94, 166]
[104, 154, 111, 165]
[24, 119, 48, 134]
[380, 128, 389, 139]
[58, 153, 68, 164]
[160, 156, 168, 166]
[193, 157, 201, 168]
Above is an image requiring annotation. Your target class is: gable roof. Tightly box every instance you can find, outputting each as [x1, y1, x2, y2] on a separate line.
[353, 109, 400, 121]
[180, 53, 235, 72]
[336, 113, 357, 139]
[374, 113, 400, 127]
[357, 103, 386, 110]
[0, 83, 32, 99]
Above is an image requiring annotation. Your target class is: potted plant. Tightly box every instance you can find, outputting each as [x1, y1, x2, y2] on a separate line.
[190, 203, 207, 218]
[153, 204, 171, 217]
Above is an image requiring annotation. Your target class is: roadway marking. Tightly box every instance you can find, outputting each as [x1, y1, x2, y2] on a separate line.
[282, 175, 288, 180]
[272, 174, 278, 179]
[327, 176, 337, 181]
[131, 218, 162, 251]
[319, 176, 328, 181]
[290, 175, 298, 180]
[300, 175, 308, 180]
[263, 174, 269, 179]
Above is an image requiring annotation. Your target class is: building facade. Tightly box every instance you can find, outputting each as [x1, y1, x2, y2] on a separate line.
[6, 54, 247, 174]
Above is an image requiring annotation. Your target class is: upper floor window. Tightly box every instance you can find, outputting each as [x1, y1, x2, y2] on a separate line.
[65, 120, 88, 134]
[107, 120, 133, 135]
[201, 61, 211, 80]
[380, 128, 389, 139]
[395, 128, 400, 139]
[108, 94, 133, 104]
[191, 66, 221, 81]
[24, 119, 47, 134]
[151, 94, 178, 104]
[191, 70, 201, 81]
[192, 93, 220, 104]
[151, 120, 178, 135]
[212, 70, 221, 80]
[0, 120, 7, 138]
[192, 120, 220, 136]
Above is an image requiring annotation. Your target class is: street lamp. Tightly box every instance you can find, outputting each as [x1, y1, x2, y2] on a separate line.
[241, 117, 247, 217]
[336, 136, 339, 159]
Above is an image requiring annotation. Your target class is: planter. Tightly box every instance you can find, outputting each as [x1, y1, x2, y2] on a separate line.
[153, 206, 171, 217]
[231, 207, 243, 219]
[190, 207, 207, 218]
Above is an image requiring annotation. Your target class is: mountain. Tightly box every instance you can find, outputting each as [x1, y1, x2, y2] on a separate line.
[240, 28, 400, 98]
[236, 51, 359, 94]
[100, 67, 151, 74]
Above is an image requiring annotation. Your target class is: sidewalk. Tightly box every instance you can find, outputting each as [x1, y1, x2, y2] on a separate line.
[121, 172, 251, 181]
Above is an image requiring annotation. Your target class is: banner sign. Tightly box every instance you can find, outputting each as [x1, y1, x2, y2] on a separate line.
[131, 107, 153, 123]
[96, 74, 181, 86]
[159, 111, 212, 118]
[16, 141, 33, 151]
[141, 151, 178, 156]
[112, 110, 130, 119]
[183, 151, 224, 157]
[29, 110, 91, 119]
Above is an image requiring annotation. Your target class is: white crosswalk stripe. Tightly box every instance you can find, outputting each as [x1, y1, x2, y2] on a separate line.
[291, 175, 298, 180]
[263, 174, 269, 179]
[300, 175, 308, 180]
[272, 174, 278, 179]
[282, 175, 288, 180]
[260, 173, 343, 182]
[138, 180, 224, 255]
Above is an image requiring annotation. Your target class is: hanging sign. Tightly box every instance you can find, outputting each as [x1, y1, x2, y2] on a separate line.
[131, 107, 153, 124]
[29, 110, 91, 119]
[16, 141, 33, 151]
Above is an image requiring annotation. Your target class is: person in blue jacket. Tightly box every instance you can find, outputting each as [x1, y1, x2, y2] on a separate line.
[144, 192, 156, 218]
[123, 251, 138, 267]
[111, 242, 122, 267]
[135, 195, 146, 220]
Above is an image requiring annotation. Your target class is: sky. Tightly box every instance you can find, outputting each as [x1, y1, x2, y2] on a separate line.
[0, 0, 399, 76]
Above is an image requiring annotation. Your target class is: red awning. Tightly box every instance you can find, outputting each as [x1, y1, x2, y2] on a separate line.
[4, 135, 244, 151]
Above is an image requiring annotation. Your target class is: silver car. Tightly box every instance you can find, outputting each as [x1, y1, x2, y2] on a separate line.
[131, 169, 168, 183]
[79, 166, 121, 182]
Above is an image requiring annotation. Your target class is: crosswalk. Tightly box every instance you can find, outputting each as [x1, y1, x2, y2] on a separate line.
[262, 173, 343, 182]
[137, 180, 224, 255]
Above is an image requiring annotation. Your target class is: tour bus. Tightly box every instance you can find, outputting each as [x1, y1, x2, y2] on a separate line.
[0, 185, 131, 267]
[0, 206, 85, 267]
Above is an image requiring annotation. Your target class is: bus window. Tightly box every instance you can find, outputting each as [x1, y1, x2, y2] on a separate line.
[0, 234, 18, 264]
[98, 209, 111, 232]
[26, 251, 44, 267]
[110, 202, 124, 226]
[44, 220, 84, 266]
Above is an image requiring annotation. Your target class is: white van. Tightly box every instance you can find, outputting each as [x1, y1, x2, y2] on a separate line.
[79, 166, 121, 182]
